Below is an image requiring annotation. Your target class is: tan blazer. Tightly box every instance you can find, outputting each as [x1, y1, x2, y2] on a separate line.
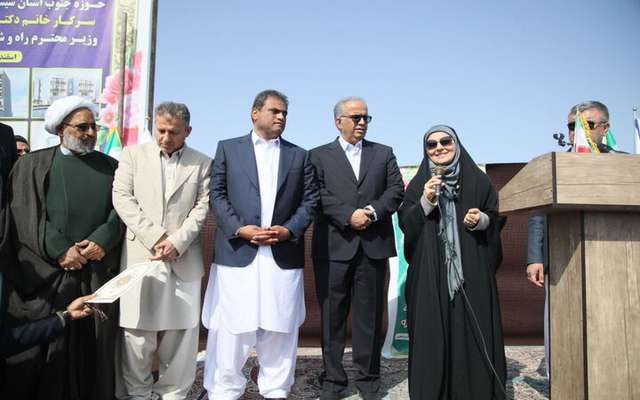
[112, 141, 211, 329]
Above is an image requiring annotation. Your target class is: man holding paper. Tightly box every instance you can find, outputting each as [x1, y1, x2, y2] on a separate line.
[1, 96, 123, 400]
[112, 101, 212, 400]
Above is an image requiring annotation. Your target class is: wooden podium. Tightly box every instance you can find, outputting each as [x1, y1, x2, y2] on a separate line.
[499, 152, 640, 400]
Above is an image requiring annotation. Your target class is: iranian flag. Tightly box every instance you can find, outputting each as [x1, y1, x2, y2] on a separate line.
[573, 110, 598, 153]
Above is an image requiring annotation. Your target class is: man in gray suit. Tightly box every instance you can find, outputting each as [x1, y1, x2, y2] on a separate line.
[201, 89, 318, 400]
[527, 100, 613, 378]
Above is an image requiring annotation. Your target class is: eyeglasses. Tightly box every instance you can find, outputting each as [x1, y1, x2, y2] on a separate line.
[340, 114, 372, 124]
[567, 120, 606, 131]
[426, 137, 455, 150]
[64, 122, 98, 132]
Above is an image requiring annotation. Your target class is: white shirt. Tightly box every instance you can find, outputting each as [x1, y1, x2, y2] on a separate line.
[338, 136, 378, 221]
[160, 147, 183, 205]
[201, 131, 305, 334]
[338, 135, 362, 180]
[252, 131, 280, 227]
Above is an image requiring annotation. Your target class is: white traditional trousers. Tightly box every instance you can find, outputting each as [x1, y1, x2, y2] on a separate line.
[204, 326, 299, 400]
[118, 327, 199, 400]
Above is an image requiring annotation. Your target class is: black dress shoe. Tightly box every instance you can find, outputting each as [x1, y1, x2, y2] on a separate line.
[358, 390, 381, 400]
[319, 391, 340, 400]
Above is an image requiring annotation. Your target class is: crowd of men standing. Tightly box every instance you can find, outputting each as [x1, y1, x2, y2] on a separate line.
[0, 90, 405, 400]
[0, 89, 616, 400]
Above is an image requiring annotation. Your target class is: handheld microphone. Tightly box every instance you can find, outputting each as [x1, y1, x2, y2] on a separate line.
[432, 166, 446, 196]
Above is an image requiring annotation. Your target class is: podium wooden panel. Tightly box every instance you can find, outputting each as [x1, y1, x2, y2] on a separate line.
[499, 152, 640, 400]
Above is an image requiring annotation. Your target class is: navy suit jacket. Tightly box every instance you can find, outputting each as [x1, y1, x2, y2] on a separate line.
[1, 314, 63, 358]
[527, 214, 548, 273]
[210, 133, 319, 269]
[309, 138, 404, 262]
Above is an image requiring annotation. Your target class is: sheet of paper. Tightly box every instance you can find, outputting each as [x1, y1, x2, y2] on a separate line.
[88, 261, 161, 303]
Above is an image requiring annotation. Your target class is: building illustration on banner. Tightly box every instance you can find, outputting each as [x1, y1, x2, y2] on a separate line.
[0, 68, 30, 119]
[0, 70, 12, 117]
[31, 68, 102, 118]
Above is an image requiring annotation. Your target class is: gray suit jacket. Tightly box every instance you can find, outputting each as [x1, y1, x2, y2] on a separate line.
[527, 213, 548, 273]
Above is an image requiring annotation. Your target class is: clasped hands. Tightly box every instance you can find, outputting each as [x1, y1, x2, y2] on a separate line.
[58, 240, 105, 271]
[238, 225, 291, 245]
[150, 234, 179, 262]
[350, 208, 374, 231]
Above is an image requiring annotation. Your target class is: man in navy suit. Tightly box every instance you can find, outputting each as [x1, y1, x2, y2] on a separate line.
[310, 97, 404, 400]
[201, 89, 318, 400]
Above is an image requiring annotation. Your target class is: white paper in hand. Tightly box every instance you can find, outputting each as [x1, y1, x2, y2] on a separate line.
[88, 261, 161, 303]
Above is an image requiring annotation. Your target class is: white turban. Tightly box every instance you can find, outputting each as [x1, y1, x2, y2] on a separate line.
[44, 96, 98, 134]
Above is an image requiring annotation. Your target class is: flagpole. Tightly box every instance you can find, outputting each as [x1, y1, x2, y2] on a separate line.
[117, 11, 128, 142]
[146, 0, 158, 133]
[634, 105, 639, 155]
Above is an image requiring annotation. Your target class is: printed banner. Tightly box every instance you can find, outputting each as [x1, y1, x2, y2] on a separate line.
[382, 165, 419, 358]
[0, 0, 154, 158]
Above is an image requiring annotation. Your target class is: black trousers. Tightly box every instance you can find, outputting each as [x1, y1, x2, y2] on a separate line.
[314, 249, 388, 394]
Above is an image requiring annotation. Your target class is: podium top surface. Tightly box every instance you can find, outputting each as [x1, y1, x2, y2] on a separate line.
[498, 152, 640, 215]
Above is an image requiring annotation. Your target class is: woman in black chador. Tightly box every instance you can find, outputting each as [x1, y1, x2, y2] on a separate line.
[399, 125, 506, 399]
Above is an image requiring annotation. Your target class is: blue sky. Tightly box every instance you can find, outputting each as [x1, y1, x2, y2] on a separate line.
[154, 1, 640, 165]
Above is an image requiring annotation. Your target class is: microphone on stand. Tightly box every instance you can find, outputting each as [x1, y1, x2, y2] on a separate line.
[432, 166, 447, 197]
[553, 132, 569, 147]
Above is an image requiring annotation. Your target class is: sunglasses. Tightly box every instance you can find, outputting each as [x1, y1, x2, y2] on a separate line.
[340, 114, 372, 124]
[64, 122, 98, 132]
[567, 120, 604, 131]
[426, 137, 455, 150]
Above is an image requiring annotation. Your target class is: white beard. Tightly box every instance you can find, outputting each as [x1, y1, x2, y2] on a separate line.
[62, 132, 95, 155]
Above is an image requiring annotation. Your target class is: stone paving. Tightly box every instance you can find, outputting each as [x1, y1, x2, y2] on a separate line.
[187, 346, 549, 399]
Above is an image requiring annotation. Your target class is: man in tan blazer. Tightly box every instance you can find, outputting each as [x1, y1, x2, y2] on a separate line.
[112, 101, 212, 400]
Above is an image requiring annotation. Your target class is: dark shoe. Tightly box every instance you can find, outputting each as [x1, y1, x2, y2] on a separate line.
[358, 390, 381, 400]
[319, 391, 340, 400]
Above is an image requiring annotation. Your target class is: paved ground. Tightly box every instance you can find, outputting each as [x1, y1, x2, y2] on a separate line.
[187, 346, 549, 399]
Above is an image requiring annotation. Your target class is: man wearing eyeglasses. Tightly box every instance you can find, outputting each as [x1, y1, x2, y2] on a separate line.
[565, 100, 612, 152]
[526, 100, 613, 379]
[1, 96, 123, 400]
[309, 97, 404, 400]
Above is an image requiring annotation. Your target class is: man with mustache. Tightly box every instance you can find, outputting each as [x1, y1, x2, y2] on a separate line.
[1, 96, 123, 400]
[201, 89, 318, 399]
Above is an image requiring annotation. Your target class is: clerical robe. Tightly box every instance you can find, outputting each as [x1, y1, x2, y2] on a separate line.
[1, 146, 123, 400]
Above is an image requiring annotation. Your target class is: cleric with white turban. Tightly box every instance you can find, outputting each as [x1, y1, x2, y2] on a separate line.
[43, 95, 99, 154]
[1, 95, 123, 400]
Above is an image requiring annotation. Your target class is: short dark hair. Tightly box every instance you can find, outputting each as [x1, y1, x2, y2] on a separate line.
[14, 135, 29, 145]
[251, 89, 289, 111]
[569, 101, 609, 122]
[155, 101, 191, 125]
